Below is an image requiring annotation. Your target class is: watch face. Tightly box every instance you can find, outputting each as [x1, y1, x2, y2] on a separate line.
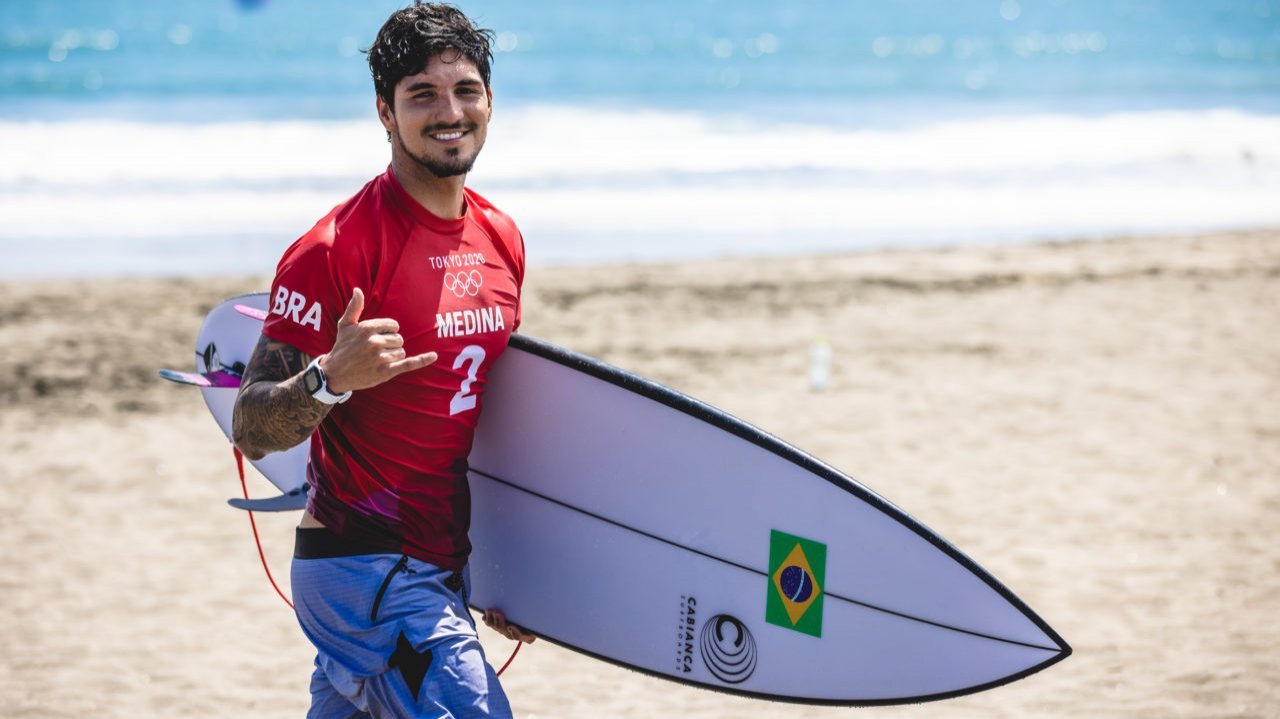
[303, 366, 323, 395]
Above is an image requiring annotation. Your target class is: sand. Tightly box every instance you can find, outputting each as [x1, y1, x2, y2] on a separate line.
[2, 229, 1277, 718]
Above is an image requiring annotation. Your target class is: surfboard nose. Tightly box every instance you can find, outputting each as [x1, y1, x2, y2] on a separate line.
[801, 588, 1069, 702]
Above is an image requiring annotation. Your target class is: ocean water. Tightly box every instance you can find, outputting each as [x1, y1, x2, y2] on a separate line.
[2, 0, 1278, 276]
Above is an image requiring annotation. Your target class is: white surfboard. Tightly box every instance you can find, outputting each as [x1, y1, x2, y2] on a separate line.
[182, 293, 311, 500]
[163, 292, 1069, 705]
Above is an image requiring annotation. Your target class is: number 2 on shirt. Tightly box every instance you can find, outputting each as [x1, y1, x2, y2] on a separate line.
[449, 344, 486, 415]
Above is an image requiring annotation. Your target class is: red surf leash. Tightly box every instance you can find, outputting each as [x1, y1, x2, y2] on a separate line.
[230, 447, 522, 675]
[496, 641, 522, 675]
[233, 447, 294, 609]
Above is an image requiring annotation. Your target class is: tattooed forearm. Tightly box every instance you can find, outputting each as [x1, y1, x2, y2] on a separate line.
[231, 334, 331, 460]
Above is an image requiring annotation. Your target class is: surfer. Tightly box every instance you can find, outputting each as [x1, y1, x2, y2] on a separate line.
[231, 3, 534, 717]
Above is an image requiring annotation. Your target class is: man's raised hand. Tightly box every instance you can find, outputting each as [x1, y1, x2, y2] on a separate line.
[319, 287, 437, 393]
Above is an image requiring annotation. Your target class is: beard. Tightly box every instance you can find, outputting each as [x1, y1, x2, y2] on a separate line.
[394, 124, 482, 178]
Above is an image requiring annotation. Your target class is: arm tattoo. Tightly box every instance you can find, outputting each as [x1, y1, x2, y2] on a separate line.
[231, 334, 330, 460]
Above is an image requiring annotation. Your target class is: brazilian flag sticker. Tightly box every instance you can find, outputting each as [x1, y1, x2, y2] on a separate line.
[766, 530, 827, 638]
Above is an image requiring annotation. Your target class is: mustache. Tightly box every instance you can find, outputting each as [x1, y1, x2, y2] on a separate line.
[421, 122, 475, 136]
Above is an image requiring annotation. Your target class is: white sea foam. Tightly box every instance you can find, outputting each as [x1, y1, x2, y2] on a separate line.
[2, 105, 1278, 275]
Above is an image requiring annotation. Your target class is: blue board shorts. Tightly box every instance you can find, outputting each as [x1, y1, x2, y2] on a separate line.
[291, 528, 512, 719]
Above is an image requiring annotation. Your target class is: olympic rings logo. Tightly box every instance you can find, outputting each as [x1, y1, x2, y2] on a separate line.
[444, 270, 484, 298]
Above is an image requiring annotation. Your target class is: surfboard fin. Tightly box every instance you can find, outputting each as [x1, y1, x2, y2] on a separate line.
[234, 304, 268, 321]
[157, 368, 243, 388]
[227, 483, 309, 512]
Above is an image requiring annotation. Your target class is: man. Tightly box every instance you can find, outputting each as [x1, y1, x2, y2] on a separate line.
[231, 4, 533, 717]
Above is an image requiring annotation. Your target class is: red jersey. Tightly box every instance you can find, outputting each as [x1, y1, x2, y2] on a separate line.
[262, 167, 524, 570]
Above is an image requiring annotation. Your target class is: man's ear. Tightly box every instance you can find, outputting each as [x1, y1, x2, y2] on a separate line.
[376, 94, 396, 135]
[487, 87, 494, 120]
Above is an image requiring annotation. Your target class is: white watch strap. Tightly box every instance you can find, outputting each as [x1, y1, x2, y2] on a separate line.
[306, 357, 352, 405]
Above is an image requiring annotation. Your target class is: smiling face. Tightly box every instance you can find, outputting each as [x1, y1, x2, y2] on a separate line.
[377, 49, 492, 179]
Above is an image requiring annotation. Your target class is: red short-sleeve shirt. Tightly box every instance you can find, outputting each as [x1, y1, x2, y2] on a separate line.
[262, 167, 524, 570]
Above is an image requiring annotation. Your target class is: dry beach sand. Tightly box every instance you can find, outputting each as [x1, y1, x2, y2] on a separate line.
[1, 229, 1277, 717]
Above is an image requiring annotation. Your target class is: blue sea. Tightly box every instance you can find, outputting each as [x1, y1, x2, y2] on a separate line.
[2, 0, 1278, 276]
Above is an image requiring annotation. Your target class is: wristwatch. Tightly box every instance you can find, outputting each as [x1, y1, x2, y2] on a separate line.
[302, 356, 352, 405]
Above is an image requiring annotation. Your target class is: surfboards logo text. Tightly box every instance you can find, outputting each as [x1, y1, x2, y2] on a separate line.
[436, 306, 506, 339]
[271, 286, 322, 332]
[766, 530, 827, 637]
[676, 595, 697, 674]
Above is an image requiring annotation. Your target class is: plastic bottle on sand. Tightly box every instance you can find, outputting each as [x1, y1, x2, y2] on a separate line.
[809, 337, 831, 392]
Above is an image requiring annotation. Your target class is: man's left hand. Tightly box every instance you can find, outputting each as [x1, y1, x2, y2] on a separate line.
[482, 608, 536, 644]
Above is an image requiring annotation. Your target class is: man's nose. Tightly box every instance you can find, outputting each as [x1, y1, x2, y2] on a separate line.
[435, 93, 465, 124]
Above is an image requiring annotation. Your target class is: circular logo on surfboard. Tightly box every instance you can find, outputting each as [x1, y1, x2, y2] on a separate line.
[699, 614, 757, 684]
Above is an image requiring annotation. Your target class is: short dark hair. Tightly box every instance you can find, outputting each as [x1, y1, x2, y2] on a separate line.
[367, 2, 494, 106]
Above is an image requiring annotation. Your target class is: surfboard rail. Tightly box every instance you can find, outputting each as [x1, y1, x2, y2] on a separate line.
[468, 334, 1071, 705]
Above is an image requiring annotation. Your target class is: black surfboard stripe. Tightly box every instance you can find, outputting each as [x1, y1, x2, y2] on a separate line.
[468, 467, 1060, 654]
[506, 335, 1068, 646]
